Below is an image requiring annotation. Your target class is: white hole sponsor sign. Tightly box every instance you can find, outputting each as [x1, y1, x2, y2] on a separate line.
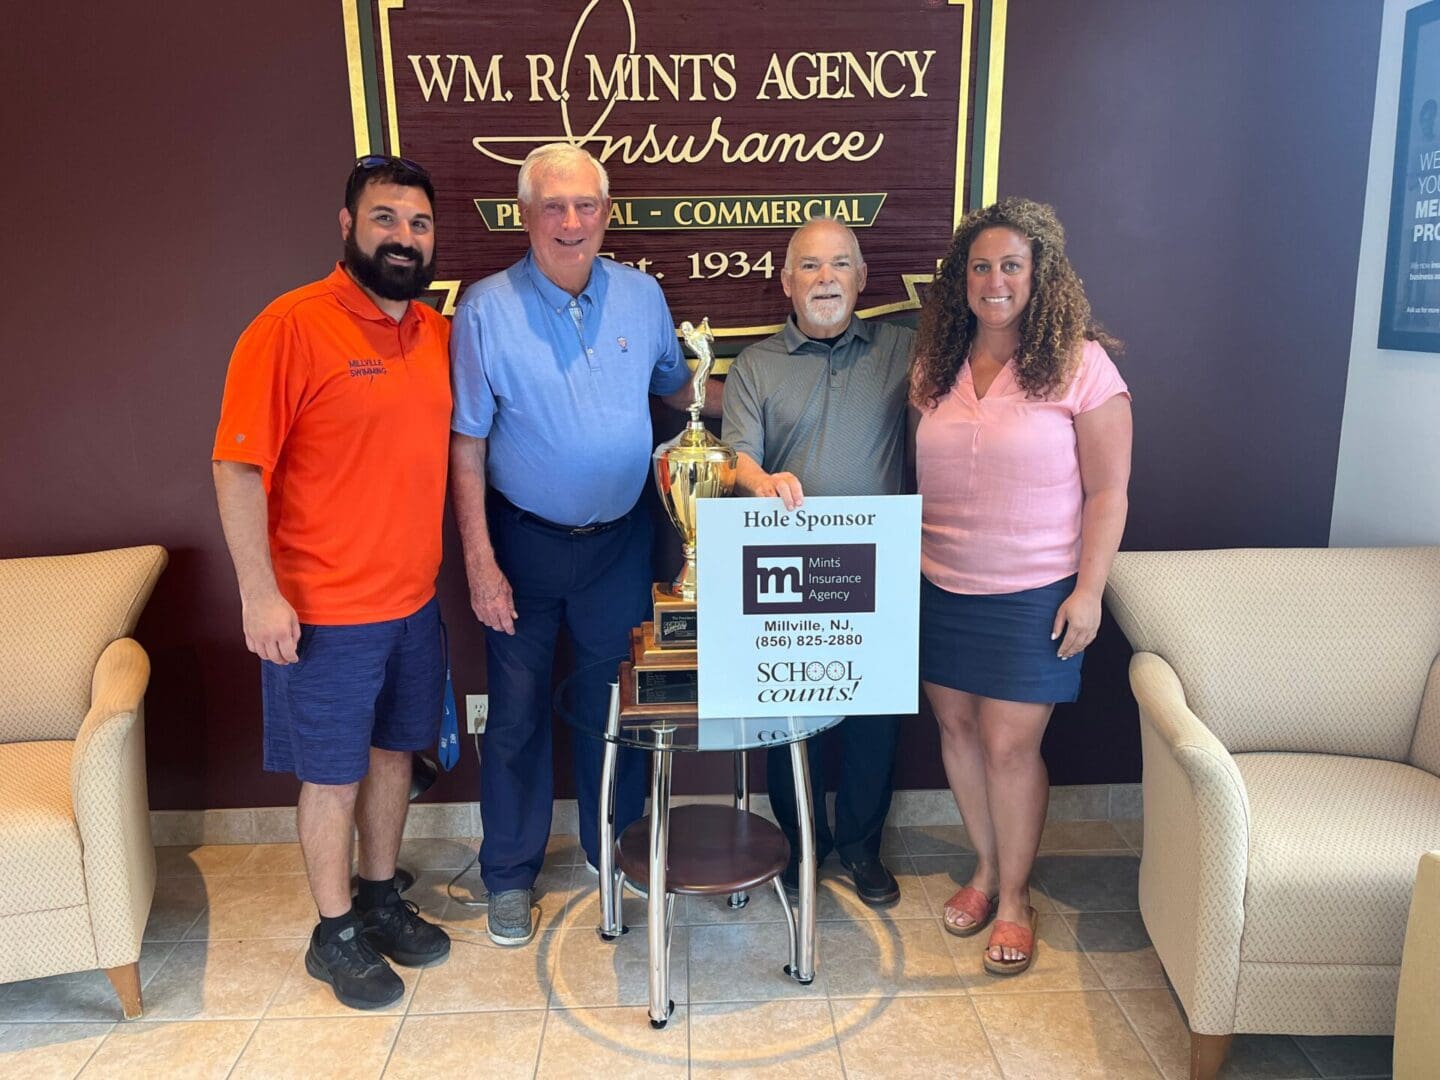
[695, 495, 920, 719]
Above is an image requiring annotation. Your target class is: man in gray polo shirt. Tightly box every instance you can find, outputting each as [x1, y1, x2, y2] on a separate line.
[721, 217, 913, 906]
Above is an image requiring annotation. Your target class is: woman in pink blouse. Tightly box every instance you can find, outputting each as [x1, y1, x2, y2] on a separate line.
[911, 199, 1132, 976]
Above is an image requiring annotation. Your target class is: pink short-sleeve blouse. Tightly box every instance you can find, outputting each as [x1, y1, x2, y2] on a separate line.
[916, 338, 1129, 595]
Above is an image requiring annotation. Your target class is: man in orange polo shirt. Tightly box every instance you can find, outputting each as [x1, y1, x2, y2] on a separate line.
[212, 156, 452, 1010]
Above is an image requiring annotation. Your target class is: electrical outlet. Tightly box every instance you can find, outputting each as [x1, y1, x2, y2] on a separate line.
[466, 694, 489, 734]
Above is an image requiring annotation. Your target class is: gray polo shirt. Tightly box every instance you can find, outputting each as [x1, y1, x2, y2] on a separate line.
[722, 315, 913, 497]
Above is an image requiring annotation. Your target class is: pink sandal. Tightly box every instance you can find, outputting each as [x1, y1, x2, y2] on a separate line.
[942, 886, 997, 937]
[983, 906, 1039, 975]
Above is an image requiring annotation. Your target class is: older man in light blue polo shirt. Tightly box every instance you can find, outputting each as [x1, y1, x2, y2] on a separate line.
[450, 142, 720, 946]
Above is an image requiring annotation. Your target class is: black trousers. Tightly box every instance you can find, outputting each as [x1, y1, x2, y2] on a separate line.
[765, 714, 901, 866]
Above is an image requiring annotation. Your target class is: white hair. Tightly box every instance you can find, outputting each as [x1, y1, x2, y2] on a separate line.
[784, 217, 863, 271]
[517, 143, 610, 203]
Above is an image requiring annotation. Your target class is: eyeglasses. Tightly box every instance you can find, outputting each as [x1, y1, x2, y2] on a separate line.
[354, 154, 431, 179]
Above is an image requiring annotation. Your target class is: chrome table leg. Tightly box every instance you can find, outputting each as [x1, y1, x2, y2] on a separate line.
[788, 738, 817, 983]
[597, 680, 625, 940]
[729, 749, 751, 909]
[774, 876, 798, 973]
[647, 729, 675, 1027]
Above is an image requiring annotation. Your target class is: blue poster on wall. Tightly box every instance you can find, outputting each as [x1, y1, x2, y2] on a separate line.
[1380, 0, 1440, 352]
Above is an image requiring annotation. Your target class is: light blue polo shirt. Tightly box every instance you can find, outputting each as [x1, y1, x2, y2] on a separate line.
[451, 253, 688, 525]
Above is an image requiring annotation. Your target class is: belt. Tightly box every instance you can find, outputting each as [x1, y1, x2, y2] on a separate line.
[490, 490, 629, 537]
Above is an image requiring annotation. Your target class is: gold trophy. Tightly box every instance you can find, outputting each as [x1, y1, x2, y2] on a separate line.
[628, 318, 737, 706]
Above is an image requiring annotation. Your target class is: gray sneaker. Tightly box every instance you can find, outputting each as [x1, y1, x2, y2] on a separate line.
[487, 888, 535, 946]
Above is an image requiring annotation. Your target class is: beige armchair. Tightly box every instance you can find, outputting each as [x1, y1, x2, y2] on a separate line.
[1395, 850, 1440, 1080]
[1104, 547, 1440, 1080]
[0, 545, 167, 1018]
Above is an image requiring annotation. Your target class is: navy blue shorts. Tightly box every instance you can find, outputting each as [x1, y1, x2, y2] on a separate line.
[919, 575, 1083, 704]
[262, 596, 445, 785]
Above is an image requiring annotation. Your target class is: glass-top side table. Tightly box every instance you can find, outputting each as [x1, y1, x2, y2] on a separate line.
[556, 656, 843, 1027]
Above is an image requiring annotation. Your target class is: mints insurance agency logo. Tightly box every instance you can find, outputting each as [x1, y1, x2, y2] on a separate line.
[742, 544, 876, 615]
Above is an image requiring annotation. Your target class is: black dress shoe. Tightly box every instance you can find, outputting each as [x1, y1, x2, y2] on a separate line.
[841, 854, 900, 907]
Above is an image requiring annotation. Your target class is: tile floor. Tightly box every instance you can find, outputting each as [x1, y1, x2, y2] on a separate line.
[0, 824, 1395, 1078]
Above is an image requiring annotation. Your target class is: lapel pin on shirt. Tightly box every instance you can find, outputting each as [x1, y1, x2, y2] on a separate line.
[617, 337, 628, 352]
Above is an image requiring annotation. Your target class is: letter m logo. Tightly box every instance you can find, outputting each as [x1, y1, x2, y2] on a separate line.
[753, 557, 804, 603]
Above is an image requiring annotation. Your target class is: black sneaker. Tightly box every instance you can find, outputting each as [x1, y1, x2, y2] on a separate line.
[305, 922, 404, 1009]
[841, 854, 900, 907]
[359, 895, 451, 966]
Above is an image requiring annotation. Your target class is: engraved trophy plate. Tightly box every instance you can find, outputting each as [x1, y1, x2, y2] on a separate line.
[652, 583, 698, 647]
[633, 665, 700, 706]
[634, 622, 697, 666]
[628, 628, 700, 704]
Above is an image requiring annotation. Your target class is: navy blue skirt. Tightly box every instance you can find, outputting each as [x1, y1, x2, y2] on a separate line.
[919, 575, 1083, 704]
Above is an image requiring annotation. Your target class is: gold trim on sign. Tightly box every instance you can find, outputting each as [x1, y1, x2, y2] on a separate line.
[380, 0, 406, 155]
[342, 0, 370, 156]
[984, 0, 1007, 206]
[429, 280, 460, 317]
[952, 0, 974, 230]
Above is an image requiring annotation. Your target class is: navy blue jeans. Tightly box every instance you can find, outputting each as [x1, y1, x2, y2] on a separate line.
[478, 496, 651, 893]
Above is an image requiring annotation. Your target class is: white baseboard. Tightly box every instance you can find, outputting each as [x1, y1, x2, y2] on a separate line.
[148, 783, 1142, 846]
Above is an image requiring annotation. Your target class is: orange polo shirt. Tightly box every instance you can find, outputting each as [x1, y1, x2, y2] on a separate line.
[213, 264, 451, 624]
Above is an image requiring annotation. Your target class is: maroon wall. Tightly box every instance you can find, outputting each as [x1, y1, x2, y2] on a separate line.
[1, 3, 355, 809]
[0, 2, 1381, 809]
[978, 0, 1382, 789]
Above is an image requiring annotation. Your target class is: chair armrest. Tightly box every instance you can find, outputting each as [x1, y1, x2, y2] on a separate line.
[70, 638, 156, 967]
[1395, 851, 1440, 1080]
[1130, 651, 1252, 1035]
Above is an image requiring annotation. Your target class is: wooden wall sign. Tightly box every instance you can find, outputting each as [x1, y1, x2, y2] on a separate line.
[343, 0, 1007, 343]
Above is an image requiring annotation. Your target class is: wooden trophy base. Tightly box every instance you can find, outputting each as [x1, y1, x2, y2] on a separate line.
[617, 661, 699, 721]
[629, 623, 698, 706]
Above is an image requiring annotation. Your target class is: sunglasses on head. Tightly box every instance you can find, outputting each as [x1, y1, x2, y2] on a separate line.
[354, 154, 431, 179]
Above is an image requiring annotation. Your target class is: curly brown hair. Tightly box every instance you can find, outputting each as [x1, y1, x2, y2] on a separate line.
[910, 198, 1120, 406]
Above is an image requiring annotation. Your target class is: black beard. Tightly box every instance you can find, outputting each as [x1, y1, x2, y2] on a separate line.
[343, 230, 436, 301]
